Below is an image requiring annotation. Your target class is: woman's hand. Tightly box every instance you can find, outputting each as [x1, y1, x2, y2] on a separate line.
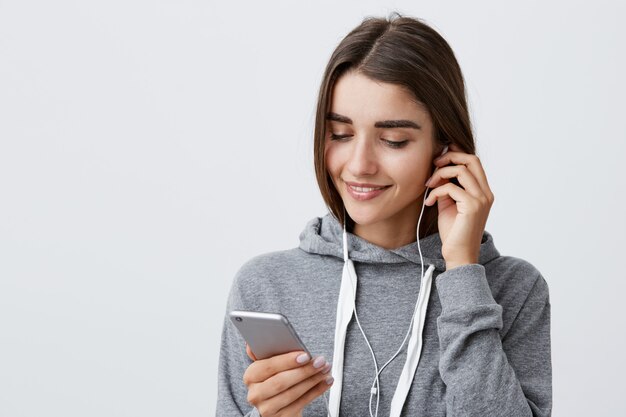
[243, 343, 333, 417]
[423, 143, 495, 270]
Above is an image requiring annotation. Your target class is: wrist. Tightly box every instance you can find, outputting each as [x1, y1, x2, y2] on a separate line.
[445, 259, 478, 271]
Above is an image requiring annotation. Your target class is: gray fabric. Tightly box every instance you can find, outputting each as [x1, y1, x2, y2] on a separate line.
[216, 213, 552, 416]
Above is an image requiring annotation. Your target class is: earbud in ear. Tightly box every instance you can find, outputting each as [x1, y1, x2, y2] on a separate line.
[440, 145, 449, 157]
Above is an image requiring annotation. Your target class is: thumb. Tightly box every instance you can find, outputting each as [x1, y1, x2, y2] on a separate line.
[246, 343, 258, 361]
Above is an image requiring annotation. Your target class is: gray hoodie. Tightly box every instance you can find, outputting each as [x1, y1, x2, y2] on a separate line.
[216, 213, 552, 416]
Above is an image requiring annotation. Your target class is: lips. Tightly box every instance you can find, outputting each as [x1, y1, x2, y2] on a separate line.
[350, 185, 387, 192]
[344, 181, 391, 189]
[344, 181, 391, 201]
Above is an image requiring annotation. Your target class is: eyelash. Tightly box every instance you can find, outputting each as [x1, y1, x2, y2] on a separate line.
[329, 133, 409, 149]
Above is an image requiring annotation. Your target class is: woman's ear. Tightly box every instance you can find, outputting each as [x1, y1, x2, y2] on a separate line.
[432, 144, 448, 162]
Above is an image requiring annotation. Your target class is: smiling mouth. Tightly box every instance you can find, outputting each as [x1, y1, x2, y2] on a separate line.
[350, 185, 390, 193]
[343, 182, 392, 201]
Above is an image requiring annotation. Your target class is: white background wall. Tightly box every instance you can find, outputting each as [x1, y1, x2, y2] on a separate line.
[1, 1, 624, 416]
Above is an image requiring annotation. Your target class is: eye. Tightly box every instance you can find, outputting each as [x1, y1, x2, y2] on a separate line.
[328, 133, 408, 148]
[329, 133, 351, 141]
[382, 139, 409, 149]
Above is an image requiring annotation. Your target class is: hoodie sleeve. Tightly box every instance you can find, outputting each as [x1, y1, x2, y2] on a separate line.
[434, 264, 552, 417]
[215, 267, 262, 417]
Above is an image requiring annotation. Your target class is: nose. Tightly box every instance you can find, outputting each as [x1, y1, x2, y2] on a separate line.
[346, 135, 378, 177]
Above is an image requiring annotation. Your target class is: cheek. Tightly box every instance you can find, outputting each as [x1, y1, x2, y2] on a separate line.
[391, 154, 431, 185]
[324, 144, 343, 176]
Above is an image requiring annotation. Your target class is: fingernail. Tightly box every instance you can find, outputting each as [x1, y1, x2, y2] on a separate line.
[425, 177, 432, 186]
[313, 356, 326, 368]
[322, 362, 332, 374]
[325, 376, 334, 385]
[296, 353, 310, 364]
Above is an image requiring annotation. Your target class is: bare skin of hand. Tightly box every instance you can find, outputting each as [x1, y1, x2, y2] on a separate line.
[243, 343, 333, 417]
[424, 143, 495, 270]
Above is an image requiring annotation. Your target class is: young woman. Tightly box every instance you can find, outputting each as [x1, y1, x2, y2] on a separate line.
[217, 13, 552, 417]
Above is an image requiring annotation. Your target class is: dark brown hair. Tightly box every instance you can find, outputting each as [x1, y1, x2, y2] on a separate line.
[313, 12, 476, 236]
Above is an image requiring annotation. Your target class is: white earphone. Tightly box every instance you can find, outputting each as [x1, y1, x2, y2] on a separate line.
[323, 143, 451, 417]
[439, 144, 449, 159]
[365, 143, 450, 414]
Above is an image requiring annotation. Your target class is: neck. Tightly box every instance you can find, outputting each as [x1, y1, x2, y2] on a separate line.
[351, 205, 438, 250]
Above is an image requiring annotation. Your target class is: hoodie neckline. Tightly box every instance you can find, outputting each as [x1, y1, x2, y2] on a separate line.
[298, 213, 500, 272]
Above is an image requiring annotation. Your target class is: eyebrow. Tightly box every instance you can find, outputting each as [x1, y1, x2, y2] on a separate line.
[326, 112, 421, 129]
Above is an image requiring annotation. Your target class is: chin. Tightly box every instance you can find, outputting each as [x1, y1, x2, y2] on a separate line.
[344, 205, 388, 227]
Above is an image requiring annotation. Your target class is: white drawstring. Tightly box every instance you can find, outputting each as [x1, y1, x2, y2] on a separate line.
[326, 145, 446, 416]
[327, 180, 435, 417]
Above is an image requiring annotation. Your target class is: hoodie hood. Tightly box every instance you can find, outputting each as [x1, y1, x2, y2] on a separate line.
[298, 213, 501, 272]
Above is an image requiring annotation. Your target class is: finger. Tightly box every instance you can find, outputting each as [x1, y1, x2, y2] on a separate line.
[261, 369, 334, 417]
[433, 151, 493, 201]
[250, 356, 330, 404]
[425, 182, 480, 212]
[243, 350, 311, 385]
[280, 377, 334, 416]
[246, 344, 258, 361]
[427, 165, 485, 201]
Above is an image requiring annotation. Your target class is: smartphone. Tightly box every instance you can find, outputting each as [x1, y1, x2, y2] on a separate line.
[229, 310, 311, 360]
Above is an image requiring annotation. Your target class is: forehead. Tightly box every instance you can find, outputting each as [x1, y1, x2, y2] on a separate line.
[329, 71, 429, 122]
